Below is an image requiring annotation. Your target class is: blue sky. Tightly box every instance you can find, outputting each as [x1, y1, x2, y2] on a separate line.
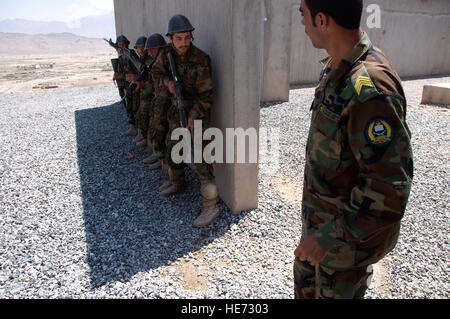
[0, 0, 114, 23]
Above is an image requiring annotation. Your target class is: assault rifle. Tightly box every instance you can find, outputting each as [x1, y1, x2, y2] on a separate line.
[104, 38, 143, 72]
[167, 51, 188, 128]
[111, 57, 125, 91]
[110, 57, 127, 108]
[110, 58, 119, 86]
[105, 38, 155, 105]
[119, 59, 156, 105]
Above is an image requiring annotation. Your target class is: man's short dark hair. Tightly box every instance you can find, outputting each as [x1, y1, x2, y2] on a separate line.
[305, 0, 363, 30]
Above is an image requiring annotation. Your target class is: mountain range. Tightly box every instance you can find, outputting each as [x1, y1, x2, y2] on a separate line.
[0, 12, 116, 39]
[0, 32, 113, 55]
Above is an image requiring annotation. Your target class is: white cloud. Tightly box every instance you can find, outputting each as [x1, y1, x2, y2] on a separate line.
[66, 0, 113, 29]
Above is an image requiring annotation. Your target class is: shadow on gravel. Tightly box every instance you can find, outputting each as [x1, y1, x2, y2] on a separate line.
[260, 101, 286, 109]
[75, 102, 249, 289]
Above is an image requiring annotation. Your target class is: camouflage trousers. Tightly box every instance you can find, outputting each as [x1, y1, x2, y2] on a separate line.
[137, 95, 153, 139]
[148, 96, 170, 157]
[119, 86, 127, 115]
[132, 93, 140, 127]
[165, 102, 215, 183]
[118, 86, 125, 99]
[124, 87, 140, 127]
[293, 258, 373, 299]
[295, 203, 374, 299]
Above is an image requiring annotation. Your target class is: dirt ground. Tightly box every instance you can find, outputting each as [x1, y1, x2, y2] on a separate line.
[0, 51, 116, 94]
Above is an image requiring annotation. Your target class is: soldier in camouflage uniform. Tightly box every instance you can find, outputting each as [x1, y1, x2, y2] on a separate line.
[112, 35, 129, 115]
[131, 36, 153, 147]
[294, 0, 414, 299]
[111, 57, 125, 101]
[114, 35, 140, 137]
[141, 34, 169, 170]
[152, 15, 220, 228]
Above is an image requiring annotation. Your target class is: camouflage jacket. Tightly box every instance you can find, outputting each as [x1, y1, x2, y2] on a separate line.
[139, 54, 155, 101]
[303, 33, 414, 270]
[118, 50, 139, 85]
[139, 53, 153, 72]
[113, 56, 126, 88]
[151, 43, 214, 120]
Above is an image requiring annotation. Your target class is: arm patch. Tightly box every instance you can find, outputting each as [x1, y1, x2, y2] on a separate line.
[365, 118, 394, 147]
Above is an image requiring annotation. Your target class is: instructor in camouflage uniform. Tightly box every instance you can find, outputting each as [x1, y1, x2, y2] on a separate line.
[152, 15, 220, 228]
[294, 0, 414, 299]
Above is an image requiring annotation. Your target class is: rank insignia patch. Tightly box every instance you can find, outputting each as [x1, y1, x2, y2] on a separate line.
[365, 118, 393, 147]
[354, 76, 374, 95]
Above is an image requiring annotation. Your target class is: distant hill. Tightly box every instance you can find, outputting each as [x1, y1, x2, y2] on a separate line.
[0, 32, 114, 55]
[0, 12, 115, 39]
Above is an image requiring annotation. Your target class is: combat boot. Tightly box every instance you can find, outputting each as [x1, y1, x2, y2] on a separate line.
[159, 179, 172, 192]
[193, 182, 220, 228]
[122, 125, 138, 137]
[147, 160, 161, 170]
[159, 160, 172, 192]
[161, 183, 186, 197]
[143, 153, 159, 164]
[136, 139, 147, 147]
[133, 130, 145, 144]
[160, 168, 186, 197]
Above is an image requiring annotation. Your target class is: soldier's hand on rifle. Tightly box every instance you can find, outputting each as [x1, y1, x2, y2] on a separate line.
[181, 118, 195, 135]
[126, 73, 137, 82]
[132, 81, 142, 94]
[168, 80, 177, 96]
[113, 72, 120, 81]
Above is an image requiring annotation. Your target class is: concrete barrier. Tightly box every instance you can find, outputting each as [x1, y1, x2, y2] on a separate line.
[113, 0, 262, 213]
[422, 83, 450, 105]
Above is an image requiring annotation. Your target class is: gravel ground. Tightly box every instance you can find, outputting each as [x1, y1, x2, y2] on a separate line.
[0, 75, 449, 299]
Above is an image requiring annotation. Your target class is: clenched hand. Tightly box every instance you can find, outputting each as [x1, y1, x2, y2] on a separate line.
[294, 235, 327, 266]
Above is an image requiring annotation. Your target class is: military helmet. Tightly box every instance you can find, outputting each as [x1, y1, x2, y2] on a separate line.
[145, 33, 167, 50]
[116, 35, 130, 45]
[166, 14, 195, 36]
[134, 36, 147, 48]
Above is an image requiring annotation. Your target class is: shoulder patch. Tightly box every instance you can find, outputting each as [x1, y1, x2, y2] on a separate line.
[354, 76, 373, 95]
[350, 64, 379, 103]
[365, 118, 394, 147]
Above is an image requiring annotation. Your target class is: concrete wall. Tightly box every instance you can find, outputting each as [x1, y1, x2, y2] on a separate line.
[289, 0, 450, 85]
[364, 0, 450, 78]
[113, 0, 262, 214]
[262, 0, 292, 102]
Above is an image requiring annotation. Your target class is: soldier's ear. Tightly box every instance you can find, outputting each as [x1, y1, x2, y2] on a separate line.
[317, 12, 324, 26]
[316, 12, 330, 31]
